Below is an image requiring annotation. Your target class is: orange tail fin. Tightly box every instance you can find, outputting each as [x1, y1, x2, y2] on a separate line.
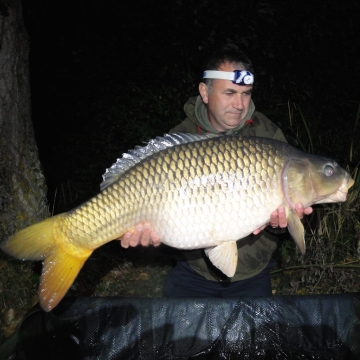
[0, 215, 92, 312]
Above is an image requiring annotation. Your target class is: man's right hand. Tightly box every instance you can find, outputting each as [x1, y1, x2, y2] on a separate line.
[120, 222, 161, 248]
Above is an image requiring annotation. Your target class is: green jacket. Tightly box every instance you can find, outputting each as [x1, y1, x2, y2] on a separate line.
[169, 96, 287, 282]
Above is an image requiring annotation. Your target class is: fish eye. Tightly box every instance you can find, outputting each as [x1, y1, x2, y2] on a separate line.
[324, 164, 334, 176]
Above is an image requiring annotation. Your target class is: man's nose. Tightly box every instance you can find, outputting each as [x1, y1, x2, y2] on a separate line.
[232, 94, 244, 110]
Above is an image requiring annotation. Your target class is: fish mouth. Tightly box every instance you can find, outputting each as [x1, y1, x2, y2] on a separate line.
[328, 189, 349, 202]
[313, 177, 354, 204]
[312, 189, 348, 204]
[331, 176, 355, 201]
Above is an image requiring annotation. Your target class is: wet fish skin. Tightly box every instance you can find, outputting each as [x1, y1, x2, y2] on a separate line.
[0, 134, 354, 311]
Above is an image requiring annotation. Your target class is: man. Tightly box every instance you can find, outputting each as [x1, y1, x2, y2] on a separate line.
[120, 46, 312, 297]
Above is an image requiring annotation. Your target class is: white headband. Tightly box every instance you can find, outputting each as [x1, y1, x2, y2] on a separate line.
[203, 70, 254, 85]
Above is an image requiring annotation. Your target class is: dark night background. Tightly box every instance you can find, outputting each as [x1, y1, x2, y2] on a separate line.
[21, 0, 360, 214]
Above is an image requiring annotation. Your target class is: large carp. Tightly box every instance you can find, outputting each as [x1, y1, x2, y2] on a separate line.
[0, 133, 354, 311]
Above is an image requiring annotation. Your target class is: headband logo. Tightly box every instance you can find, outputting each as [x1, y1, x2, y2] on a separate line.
[234, 70, 253, 85]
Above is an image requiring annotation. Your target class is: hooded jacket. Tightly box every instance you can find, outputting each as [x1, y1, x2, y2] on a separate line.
[169, 96, 287, 282]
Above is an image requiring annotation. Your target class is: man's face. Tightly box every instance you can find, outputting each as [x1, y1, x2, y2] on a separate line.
[199, 62, 253, 132]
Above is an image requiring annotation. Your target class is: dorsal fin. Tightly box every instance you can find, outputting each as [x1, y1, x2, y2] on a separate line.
[100, 132, 217, 191]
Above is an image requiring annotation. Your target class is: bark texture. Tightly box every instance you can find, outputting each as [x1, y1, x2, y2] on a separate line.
[0, 0, 48, 242]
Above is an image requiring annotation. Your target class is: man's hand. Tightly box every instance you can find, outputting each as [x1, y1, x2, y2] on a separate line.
[252, 203, 313, 235]
[120, 222, 161, 248]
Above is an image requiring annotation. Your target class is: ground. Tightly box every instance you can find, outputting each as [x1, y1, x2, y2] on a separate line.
[1, 238, 360, 347]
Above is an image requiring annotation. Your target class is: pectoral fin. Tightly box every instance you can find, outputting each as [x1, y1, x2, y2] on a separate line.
[204, 241, 238, 277]
[287, 210, 306, 255]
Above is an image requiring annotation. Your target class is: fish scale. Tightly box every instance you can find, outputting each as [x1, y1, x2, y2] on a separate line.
[0, 133, 354, 311]
[55, 137, 282, 251]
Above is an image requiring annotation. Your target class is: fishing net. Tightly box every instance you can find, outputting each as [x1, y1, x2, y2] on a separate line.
[3, 293, 360, 359]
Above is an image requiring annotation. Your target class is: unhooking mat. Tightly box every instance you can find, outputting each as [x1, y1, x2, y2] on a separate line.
[2, 293, 360, 359]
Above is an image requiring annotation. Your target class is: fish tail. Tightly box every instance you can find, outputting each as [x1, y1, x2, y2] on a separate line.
[0, 214, 93, 312]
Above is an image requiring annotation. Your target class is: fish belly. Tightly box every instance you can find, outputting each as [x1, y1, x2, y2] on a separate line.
[152, 183, 283, 249]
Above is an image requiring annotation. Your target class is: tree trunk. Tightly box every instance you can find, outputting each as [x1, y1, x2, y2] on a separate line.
[0, 0, 48, 242]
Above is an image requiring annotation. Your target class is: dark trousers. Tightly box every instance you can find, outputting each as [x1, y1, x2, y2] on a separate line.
[164, 259, 276, 298]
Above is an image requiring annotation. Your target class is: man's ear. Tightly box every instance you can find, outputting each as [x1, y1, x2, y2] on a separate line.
[199, 82, 209, 104]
